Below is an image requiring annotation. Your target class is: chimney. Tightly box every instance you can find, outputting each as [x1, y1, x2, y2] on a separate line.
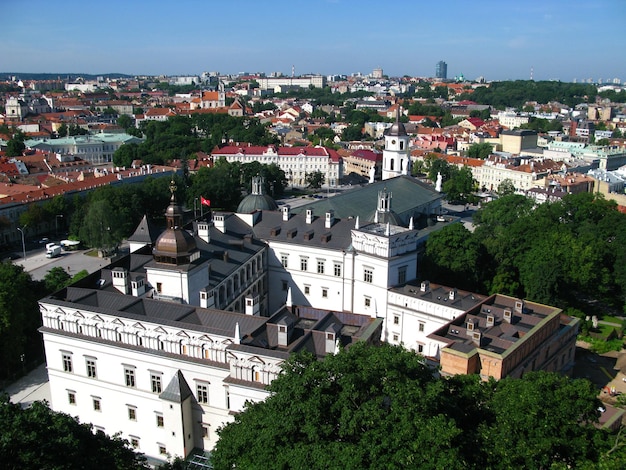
[277, 319, 290, 347]
[282, 205, 291, 221]
[503, 309, 512, 323]
[197, 221, 211, 243]
[486, 314, 495, 328]
[471, 330, 482, 346]
[214, 214, 226, 232]
[223, 251, 229, 263]
[514, 300, 524, 313]
[420, 280, 430, 292]
[306, 208, 314, 224]
[325, 210, 334, 229]
[112, 267, 129, 294]
[449, 288, 457, 300]
[245, 295, 260, 316]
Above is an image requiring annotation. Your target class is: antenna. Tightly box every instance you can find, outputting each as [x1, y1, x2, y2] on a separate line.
[530, 66, 534, 81]
[292, 65, 295, 78]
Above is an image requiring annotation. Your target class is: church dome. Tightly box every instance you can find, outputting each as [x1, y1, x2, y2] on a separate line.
[237, 193, 279, 213]
[153, 178, 199, 265]
[237, 175, 279, 214]
[154, 228, 197, 256]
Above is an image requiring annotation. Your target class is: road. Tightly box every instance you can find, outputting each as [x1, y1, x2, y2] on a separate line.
[13, 246, 108, 281]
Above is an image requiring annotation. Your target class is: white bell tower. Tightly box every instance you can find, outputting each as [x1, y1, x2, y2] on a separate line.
[382, 107, 410, 180]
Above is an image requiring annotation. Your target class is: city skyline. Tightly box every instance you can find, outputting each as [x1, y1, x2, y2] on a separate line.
[3, 0, 625, 83]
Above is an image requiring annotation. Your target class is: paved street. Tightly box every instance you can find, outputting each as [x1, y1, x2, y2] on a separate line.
[13, 244, 119, 281]
[3, 363, 50, 409]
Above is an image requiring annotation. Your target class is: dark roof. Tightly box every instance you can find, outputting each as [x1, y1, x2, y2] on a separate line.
[237, 193, 279, 213]
[292, 176, 443, 226]
[251, 210, 354, 251]
[127, 215, 160, 245]
[160, 370, 194, 403]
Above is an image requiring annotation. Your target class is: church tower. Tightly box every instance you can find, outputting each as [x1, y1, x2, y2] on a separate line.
[382, 107, 410, 180]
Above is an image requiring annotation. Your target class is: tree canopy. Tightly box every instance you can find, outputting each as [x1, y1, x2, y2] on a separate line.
[0, 394, 149, 469]
[424, 193, 626, 311]
[0, 262, 45, 380]
[458, 80, 597, 109]
[211, 342, 616, 470]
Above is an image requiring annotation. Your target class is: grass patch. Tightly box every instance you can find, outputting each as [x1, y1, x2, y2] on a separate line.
[578, 335, 624, 354]
[84, 249, 99, 257]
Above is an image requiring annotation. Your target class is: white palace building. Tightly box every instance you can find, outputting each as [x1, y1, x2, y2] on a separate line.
[38, 118, 578, 464]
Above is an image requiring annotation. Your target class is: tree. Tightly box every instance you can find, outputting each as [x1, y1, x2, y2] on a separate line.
[211, 343, 611, 470]
[466, 142, 493, 159]
[0, 262, 45, 379]
[423, 223, 486, 291]
[305, 170, 324, 189]
[0, 394, 149, 469]
[5, 131, 25, 157]
[496, 178, 516, 196]
[443, 166, 478, 204]
[43, 266, 71, 292]
[79, 199, 125, 253]
[478, 372, 602, 469]
[188, 159, 242, 211]
[341, 124, 364, 141]
[117, 114, 133, 130]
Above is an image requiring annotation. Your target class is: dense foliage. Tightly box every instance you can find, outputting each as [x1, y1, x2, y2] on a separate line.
[423, 193, 626, 311]
[113, 114, 278, 167]
[273, 86, 374, 106]
[459, 80, 598, 108]
[0, 395, 149, 469]
[212, 342, 618, 469]
[0, 262, 46, 380]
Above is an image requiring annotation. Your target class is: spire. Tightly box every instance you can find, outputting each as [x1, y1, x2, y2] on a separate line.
[409, 216, 414, 230]
[374, 210, 379, 223]
[286, 286, 292, 308]
[385, 221, 390, 236]
[234, 322, 241, 345]
[355, 216, 359, 230]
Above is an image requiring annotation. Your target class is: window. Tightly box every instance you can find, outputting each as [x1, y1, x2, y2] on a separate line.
[398, 266, 407, 285]
[197, 383, 209, 404]
[419, 322, 425, 332]
[86, 359, 97, 378]
[128, 407, 137, 421]
[93, 398, 101, 411]
[156, 414, 164, 428]
[393, 334, 399, 342]
[124, 367, 136, 387]
[151, 374, 162, 393]
[322, 288, 328, 298]
[68, 391, 76, 405]
[417, 343, 424, 353]
[159, 445, 167, 455]
[394, 315, 399, 325]
[281, 254, 288, 268]
[304, 285, 310, 295]
[365, 297, 371, 307]
[130, 438, 139, 449]
[62, 353, 73, 373]
[202, 426, 209, 439]
[300, 257, 308, 271]
[317, 260, 325, 274]
[156, 282, 162, 293]
[334, 263, 342, 277]
[364, 268, 373, 283]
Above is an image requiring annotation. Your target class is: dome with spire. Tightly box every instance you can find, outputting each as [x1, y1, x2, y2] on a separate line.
[366, 188, 403, 226]
[153, 179, 199, 265]
[237, 176, 279, 214]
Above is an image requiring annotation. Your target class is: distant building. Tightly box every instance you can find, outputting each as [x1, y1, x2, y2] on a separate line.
[372, 67, 384, 79]
[436, 61, 448, 80]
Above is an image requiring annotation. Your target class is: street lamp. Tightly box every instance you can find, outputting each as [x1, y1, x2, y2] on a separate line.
[17, 226, 26, 261]
[55, 214, 64, 236]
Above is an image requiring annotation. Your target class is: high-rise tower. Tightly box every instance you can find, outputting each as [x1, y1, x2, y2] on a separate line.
[435, 61, 447, 80]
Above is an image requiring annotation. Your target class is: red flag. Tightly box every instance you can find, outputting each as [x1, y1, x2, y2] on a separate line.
[200, 196, 211, 207]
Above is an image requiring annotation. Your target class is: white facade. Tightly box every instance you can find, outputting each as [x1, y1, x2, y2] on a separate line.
[382, 120, 411, 180]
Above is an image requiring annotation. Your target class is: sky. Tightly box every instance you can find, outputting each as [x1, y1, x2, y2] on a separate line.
[3, 0, 626, 83]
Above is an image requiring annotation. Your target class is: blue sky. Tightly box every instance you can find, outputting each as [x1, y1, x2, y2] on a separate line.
[3, 0, 625, 82]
